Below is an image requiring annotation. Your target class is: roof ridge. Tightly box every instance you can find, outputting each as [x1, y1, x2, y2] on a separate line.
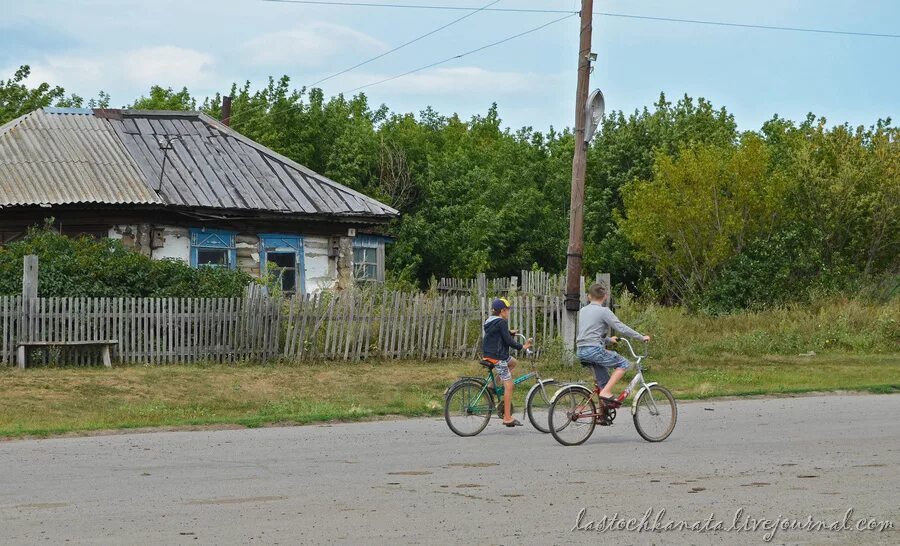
[43, 107, 93, 115]
[122, 109, 202, 119]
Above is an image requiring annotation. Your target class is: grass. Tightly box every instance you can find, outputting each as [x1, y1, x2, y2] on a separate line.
[1, 296, 897, 438]
[1, 353, 898, 439]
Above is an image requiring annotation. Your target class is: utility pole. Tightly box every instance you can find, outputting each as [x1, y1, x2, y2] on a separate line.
[562, 0, 594, 351]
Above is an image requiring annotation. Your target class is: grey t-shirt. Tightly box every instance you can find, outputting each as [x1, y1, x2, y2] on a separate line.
[576, 303, 643, 348]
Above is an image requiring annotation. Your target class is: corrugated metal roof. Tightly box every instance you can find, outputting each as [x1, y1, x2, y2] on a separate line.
[0, 108, 398, 219]
[0, 109, 162, 206]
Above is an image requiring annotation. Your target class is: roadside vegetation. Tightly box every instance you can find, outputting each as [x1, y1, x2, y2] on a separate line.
[1, 66, 897, 438]
[0, 227, 252, 298]
[2, 296, 896, 438]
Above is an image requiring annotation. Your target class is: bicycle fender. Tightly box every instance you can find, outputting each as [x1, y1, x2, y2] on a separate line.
[524, 379, 556, 402]
[444, 377, 487, 397]
[550, 383, 593, 404]
[630, 382, 659, 415]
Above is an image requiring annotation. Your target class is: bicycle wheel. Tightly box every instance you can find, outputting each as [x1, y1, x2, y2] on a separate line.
[548, 386, 597, 446]
[632, 385, 677, 442]
[526, 380, 560, 433]
[444, 379, 493, 437]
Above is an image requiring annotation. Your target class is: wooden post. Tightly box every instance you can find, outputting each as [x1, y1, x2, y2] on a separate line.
[18, 255, 38, 368]
[599, 272, 612, 308]
[101, 344, 112, 368]
[22, 255, 38, 301]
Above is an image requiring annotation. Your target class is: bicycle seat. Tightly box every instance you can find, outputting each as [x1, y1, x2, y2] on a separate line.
[479, 358, 498, 369]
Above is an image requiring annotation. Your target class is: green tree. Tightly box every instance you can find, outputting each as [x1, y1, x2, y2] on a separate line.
[128, 85, 197, 111]
[620, 134, 788, 303]
[0, 65, 88, 124]
[582, 94, 739, 290]
[780, 118, 900, 277]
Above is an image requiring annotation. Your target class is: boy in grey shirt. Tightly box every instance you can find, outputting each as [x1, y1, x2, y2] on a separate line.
[577, 283, 650, 405]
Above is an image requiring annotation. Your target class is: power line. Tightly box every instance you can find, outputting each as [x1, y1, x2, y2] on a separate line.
[231, 12, 574, 125]
[231, 0, 500, 124]
[597, 12, 900, 39]
[343, 12, 575, 94]
[261, 0, 568, 14]
[260, 0, 900, 39]
[307, 0, 501, 88]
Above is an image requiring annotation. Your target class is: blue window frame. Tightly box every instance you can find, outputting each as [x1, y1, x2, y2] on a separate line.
[259, 234, 305, 294]
[353, 243, 378, 282]
[353, 235, 389, 282]
[190, 227, 236, 269]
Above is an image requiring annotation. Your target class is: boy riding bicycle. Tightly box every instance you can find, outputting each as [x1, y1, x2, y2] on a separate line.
[576, 283, 650, 419]
[482, 297, 533, 427]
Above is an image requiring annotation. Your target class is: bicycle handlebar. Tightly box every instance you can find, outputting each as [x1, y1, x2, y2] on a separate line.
[615, 337, 648, 359]
[514, 333, 535, 356]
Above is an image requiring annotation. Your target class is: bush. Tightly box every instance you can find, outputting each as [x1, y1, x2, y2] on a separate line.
[698, 224, 846, 313]
[0, 227, 253, 297]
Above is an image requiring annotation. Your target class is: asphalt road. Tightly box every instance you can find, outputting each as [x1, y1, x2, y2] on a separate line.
[1, 393, 898, 545]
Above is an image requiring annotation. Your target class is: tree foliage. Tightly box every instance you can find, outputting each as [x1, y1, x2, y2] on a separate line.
[128, 85, 197, 111]
[0, 65, 95, 125]
[1, 66, 896, 309]
[621, 118, 899, 308]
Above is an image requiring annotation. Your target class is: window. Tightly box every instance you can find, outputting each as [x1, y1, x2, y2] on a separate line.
[190, 228, 236, 269]
[353, 246, 378, 281]
[352, 235, 387, 282]
[259, 234, 305, 294]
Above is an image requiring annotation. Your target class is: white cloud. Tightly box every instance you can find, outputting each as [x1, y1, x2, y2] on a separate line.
[11, 46, 218, 94]
[121, 46, 216, 88]
[19, 56, 106, 89]
[242, 23, 386, 67]
[339, 67, 565, 96]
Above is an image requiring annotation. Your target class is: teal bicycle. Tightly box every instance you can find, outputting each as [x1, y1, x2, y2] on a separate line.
[444, 335, 561, 436]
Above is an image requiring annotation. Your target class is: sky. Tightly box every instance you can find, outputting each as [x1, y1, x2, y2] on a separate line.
[2, 0, 898, 132]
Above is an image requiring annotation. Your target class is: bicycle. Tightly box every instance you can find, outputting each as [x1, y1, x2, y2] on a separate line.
[444, 334, 561, 436]
[548, 338, 676, 446]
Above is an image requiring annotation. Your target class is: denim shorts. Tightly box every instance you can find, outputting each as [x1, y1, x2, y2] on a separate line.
[576, 346, 630, 387]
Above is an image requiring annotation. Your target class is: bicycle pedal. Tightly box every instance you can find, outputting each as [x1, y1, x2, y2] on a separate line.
[596, 407, 616, 426]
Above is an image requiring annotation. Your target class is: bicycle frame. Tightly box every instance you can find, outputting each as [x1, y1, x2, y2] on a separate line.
[554, 338, 663, 418]
[466, 336, 555, 419]
[616, 338, 665, 416]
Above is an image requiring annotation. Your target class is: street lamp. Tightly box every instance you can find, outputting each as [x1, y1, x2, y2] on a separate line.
[584, 89, 605, 144]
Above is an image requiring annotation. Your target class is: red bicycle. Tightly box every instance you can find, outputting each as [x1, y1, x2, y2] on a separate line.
[548, 339, 677, 446]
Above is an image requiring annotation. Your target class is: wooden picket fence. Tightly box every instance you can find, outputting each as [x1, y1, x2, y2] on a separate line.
[281, 291, 566, 361]
[0, 297, 20, 365]
[0, 295, 281, 365]
[0, 291, 569, 365]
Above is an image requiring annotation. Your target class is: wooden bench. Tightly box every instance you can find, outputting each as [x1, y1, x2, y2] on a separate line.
[16, 340, 118, 369]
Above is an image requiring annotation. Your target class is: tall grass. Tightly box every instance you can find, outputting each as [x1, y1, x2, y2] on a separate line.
[614, 294, 899, 358]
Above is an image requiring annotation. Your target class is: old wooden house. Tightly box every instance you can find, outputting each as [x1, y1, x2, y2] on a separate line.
[0, 107, 398, 293]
